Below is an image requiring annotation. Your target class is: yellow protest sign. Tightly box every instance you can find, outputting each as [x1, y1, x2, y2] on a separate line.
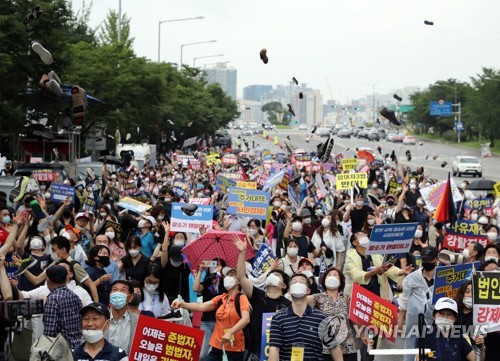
[236, 181, 257, 189]
[342, 158, 358, 171]
[494, 182, 500, 196]
[336, 172, 368, 191]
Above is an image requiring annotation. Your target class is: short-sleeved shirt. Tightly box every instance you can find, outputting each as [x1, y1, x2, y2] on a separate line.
[85, 265, 110, 305]
[122, 255, 150, 282]
[270, 304, 331, 361]
[73, 339, 128, 361]
[48, 256, 89, 284]
[249, 286, 290, 356]
[290, 234, 315, 258]
[419, 326, 473, 361]
[350, 206, 371, 233]
[210, 292, 250, 352]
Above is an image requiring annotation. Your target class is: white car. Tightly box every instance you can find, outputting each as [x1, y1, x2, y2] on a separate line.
[452, 156, 482, 177]
[298, 124, 308, 130]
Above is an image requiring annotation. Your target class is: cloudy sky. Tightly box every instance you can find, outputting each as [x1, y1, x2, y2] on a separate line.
[72, 0, 500, 103]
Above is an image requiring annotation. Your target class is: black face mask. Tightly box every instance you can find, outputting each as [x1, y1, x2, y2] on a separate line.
[98, 256, 110, 267]
[129, 293, 141, 307]
[63, 210, 72, 218]
[387, 201, 395, 206]
[421, 262, 436, 271]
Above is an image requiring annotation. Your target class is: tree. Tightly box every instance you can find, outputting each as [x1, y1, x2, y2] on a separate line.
[261, 101, 285, 124]
[98, 9, 134, 49]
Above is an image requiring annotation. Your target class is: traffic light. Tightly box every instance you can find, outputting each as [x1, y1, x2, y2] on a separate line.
[331, 105, 337, 109]
[342, 107, 348, 110]
[354, 107, 360, 111]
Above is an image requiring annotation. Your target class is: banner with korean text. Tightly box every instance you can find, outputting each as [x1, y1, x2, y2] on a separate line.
[432, 262, 480, 303]
[171, 202, 213, 234]
[336, 172, 368, 191]
[365, 223, 418, 255]
[473, 271, 500, 333]
[260, 313, 275, 361]
[227, 188, 270, 220]
[443, 219, 489, 250]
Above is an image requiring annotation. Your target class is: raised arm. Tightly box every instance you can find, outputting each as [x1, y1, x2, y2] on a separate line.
[0, 254, 12, 301]
[159, 221, 170, 268]
[0, 215, 24, 256]
[233, 236, 254, 299]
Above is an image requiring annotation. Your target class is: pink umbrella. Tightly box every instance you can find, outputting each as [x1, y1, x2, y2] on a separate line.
[182, 230, 255, 269]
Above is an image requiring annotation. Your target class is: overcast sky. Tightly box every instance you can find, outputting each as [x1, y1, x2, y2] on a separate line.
[72, 0, 500, 103]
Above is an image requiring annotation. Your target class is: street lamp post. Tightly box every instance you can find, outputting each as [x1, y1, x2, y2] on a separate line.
[157, 16, 204, 62]
[193, 54, 224, 67]
[361, 81, 379, 123]
[180, 40, 217, 67]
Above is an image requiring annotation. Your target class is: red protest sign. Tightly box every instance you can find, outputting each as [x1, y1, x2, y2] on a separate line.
[349, 284, 398, 342]
[130, 315, 204, 361]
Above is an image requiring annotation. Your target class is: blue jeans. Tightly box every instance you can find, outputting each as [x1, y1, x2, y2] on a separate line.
[206, 347, 244, 361]
[200, 321, 216, 361]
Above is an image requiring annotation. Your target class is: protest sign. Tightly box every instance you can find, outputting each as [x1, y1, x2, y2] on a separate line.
[122, 181, 138, 196]
[335, 172, 368, 191]
[295, 153, 311, 162]
[322, 162, 336, 173]
[189, 197, 211, 205]
[315, 173, 328, 200]
[464, 198, 494, 217]
[365, 223, 418, 255]
[419, 178, 463, 211]
[295, 160, 312, 171]
[342, 158, 357, 170]
[82, 197, 97, 212]
[255, 171, 268, 187]
[227, 188, 270, 220]
[278, 172, 290, 191]
[96, 220, 122, 241]
[311, 163, 321, 173]
[117, 197, 152, 213]
[171, 202, 214, 234]
[387, 180, 402, 195]
[432, 262, 480, 303]
[219, 172, 244, 180]
[251, 244, 276, 277]
[50, 184, 74, 203]
[349, 284, 398, 342]
[261, 313, 275, 361]
[443, 219, 489, 250]
[173, 181, 189, 200]
[263, 170, 286, 192]
[288, 184, 299, 210]
[32, 169, 60, 182]
[236, 180, 257, 189]
[130, 314, 204, 361]
[473, 271, 500, 332]
[215, 175, 237, 193]
[222, 154, 238, 165]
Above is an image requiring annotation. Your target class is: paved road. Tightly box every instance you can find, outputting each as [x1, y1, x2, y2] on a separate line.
[233, 128, 499, 183]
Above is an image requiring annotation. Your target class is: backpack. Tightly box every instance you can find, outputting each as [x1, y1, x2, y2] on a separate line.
[30, 334, 73, 361]
[216, 293, 251, 349]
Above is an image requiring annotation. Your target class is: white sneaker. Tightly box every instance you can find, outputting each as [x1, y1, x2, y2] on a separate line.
[31, 41, 53, 65]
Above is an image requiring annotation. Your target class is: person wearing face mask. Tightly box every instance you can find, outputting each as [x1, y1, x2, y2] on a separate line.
[483, 244, 500, 263]
[412, 197, 430, 231]
[73, 302, 128, 361]
[103, 225, 126, 262]
[138, 262, 171, 318]
[247, 218, 269, 251]
[42, 265, 83, 349]
[284, 214, 320, 259]
[344, 194, 372, 233]
[193, 259, 226, 361]
[277, 240, 304, 277]
[269, 273, 344, 361]
[14, 235, 51, 291]
[106, 280, 139, 354]
[461, 181, 476, 201]
[462, 241, 484, 263]
[483, 225, 499, 245]
[299, 173, 313, 203]
[297, 258, 319, 294]
[172, 267, 251, 361]
[306, 267, 361, 361]
[119, 236, 150, 281]
[0, 206, 12, 246]
[271, 196, 282, 211]
[233, 237, 291, 360]
[454, 281, 485, 348]
[311, 215, 345, 268]
[63, 224, 87, 265]
[136, 216, 156, 260]
[85, 245, 113, 305]
[420, 297, 477, 361]
[404, 179, 421, 207]
[299, 207, 316, 239]
[74, 212, 92, 253]
[398, 247, 439, 361]
[361, 213, 378, 237]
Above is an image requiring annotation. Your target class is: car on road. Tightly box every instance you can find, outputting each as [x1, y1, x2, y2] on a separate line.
[353, 126, 365, 137]
[368, 129, 380, 141]
[403, 136, 416, 145]
[299, 124, 308, 131]
[393, 133, 405, 142]
[242, 129, 253, 136]
[452, 156, 482, 177]
[357, 129, 369, 139]
[377, 128, 387, 139]
[386, 132, 397, 142]
[317, 128, 331, 137]
[213, 129, 232, 148]
[253, 128, 264, 135]
[337, 128, 351, 138]
[330, 127, 340, 135]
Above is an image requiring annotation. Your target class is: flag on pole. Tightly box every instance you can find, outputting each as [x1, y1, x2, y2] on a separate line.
[434, 173, 457, 224]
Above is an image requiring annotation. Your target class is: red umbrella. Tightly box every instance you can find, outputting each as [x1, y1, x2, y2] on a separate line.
[357, 149, 375, 163]
[182, 230, 255, 269]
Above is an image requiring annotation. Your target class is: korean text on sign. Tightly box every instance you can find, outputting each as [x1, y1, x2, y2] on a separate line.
[349, 284, 397, 342]
[260, 313, 275, 361]
[432, 262, 479, 303]
[443, 220, 489, 251]
[227, 188, 270, 220]
[342, 158, 357, 171]
[129, 315, 204, 361]
[473, 272, 500, 333]
[335, 172, 368, 191]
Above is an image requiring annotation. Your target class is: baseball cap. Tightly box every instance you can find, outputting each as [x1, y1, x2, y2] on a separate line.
[80, 302, 110, 319]
[434, 297, 458, 315]
[75, 212, 90, 221]
[421, 247, 438, 261]
[30, 237, 44, 250]
[142, 215, 156, 226]
[298, 258, 314, 268]
[64, 224, 81, 238]
[222, 266, 235, 277]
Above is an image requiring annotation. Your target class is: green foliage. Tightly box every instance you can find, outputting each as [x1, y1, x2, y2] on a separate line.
[261, 101, 285, 124]
[98, 9, 134, 49]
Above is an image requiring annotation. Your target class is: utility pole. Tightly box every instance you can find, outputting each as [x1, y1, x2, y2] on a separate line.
[117, 0, 121, 43]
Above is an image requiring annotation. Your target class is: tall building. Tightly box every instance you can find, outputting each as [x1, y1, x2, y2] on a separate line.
[243, 85, 273, 102]
[290, 86, 323, 128]
[204, 63, 237, 100]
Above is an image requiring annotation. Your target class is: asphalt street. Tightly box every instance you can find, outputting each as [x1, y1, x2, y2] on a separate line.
[233, 128, 499, 183]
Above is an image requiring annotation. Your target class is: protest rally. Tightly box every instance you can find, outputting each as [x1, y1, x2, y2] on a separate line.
[1, 1, 500, 361]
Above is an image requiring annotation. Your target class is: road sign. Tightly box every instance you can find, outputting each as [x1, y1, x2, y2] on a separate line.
[456, 121, 464, 131]
[389, 105, 415, 113]
[430, 101, 453, 116]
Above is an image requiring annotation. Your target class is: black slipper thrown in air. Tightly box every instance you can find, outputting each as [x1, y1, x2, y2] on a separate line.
[23, 5, 43, 25]
[379, 107, 401, 126]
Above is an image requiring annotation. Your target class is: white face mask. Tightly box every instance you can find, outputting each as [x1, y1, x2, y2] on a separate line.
[223, 276, 237, 290]
[105, 231, 115, 240]
[247, 228, 258, 236]
[265, 273, 282, 288]
[410, 184, 417, 190]
[321, 218, 331, 228]
[292, 222, 303, 232]
[358, 236, 370, 248]
[435, 317, 454, 331]
[463, 297, 473, 309]
[100, 212, 107, 218]
[303, 217, 311, 224]
[356, 201, 364, 207]
[462, 249, 470, 258]
[287, 248, 299, 257]
[82, 328, 105, 344]
[129, 249, 140, 257]
[487, 232, 498, 241]
[414, 230, 423, 239]
[144, 283, 159, 293]
[302, 270, 314, 279]
[290, 282, 308, 299]
[158, 215, 164, 221]
[51, 252, 60, 262]
[367, 219, 375, 226]
[273, 201, 282, 208]
[417, 199, 425, 206]
[280, 205, 287, 211]
[470, 213, 478, 221]
[325, 276, 340, 290]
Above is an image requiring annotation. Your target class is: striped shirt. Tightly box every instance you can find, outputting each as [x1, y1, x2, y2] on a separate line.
[270, 304, 328, 361]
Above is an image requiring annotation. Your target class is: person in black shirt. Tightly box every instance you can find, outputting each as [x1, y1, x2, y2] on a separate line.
[343, 195, 371, 233]
[233, 236, 291, 360]
[119, 236, 150, 282]
[193, 259, 225, 361]
[85, 245, 112, 305]
[283, 214, 319, 258]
